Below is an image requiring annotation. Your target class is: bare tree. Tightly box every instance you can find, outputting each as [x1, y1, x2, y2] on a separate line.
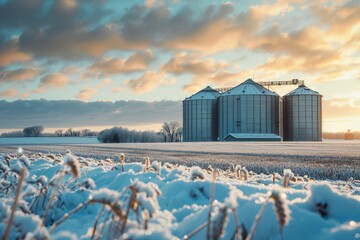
[81, 129, 91, 136]
[64, 128, 74, 137]
[161, 121, 182, 142]
[23, 126, 44, 137]
[55, 129, 63, 137]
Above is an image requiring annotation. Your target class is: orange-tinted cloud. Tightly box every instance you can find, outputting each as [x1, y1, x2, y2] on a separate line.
[125, 71, 175, 94]
[0, 68, 38, 83]
[0, 38, 31, 67]
[183, 70, 252, 93]
[89, 50, 155, 76]
[75, 88, 97, 101]
[0, 89, 17, 97]
[161, 52, 229, 75]
[323, 98, 360, 119]
[39, 73, 69, 88]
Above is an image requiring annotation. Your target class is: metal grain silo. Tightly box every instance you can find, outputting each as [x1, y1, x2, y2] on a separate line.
[183, 86, 220, 142]
[283, 85, 322, 141]
[218, 79, 280, 140]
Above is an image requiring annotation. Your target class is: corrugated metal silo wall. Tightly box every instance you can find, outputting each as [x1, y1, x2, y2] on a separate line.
[283, 95, 322, 141]
[218, 95, 279, 140]
[183, 99, 218, 142]
[279, 98, 283, 137]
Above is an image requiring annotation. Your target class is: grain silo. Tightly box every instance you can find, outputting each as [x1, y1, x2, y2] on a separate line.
[218, 79, 280, 141]
[283, 85, 322, 141]
[183, 86, 220, 142]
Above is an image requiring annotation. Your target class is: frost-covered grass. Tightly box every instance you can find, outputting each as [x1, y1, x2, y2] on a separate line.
[0, 150, 360, 239]
[1, 141, 359, 180]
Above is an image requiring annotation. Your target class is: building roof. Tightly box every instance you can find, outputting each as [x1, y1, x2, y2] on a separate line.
[225, 133, 282, 139]
[223, 78, 278, 96]
[185, 86, 220, 100]
[285, 85, 322, 96]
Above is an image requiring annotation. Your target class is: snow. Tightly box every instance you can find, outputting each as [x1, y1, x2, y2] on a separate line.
[2, 141, 358, 180]
[0, 150, 359, 239]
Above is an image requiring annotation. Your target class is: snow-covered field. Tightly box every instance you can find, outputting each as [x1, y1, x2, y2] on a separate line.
[1, 141, 359, 180]
[0, 150, 360, 239]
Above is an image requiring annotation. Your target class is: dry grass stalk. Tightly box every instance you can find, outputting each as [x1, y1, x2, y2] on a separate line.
[182, 221, 209, 240]
[206, 168, 218, 240]
[142, 209, 150, 230]
[269, 191, 290, 235]
[2, 168, 27, 240]
[283, 175, 290, 188]
[120, 153, 125, 172]
[144, 157, 150, 172]
[231, 208, 241, 240]
[235, 165, 241, 179]
[240, 168, 248, 181]
[89, 198, 124, 220]
[157, 162, 161, 176]
[49, 202, 88, 232]
[64, 154, 80, 179]
[121, 186, 138, 234]
[211, 207, 228, 239]
[91, 205, 105, 240]
[245, 199, 269, 240]
[41, 170, 64, 225]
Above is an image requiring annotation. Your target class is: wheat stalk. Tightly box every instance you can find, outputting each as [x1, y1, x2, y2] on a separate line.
[269, 191, 290, 237]
[2, 168, 27, 240]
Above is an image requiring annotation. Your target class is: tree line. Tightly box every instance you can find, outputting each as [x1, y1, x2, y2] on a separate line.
[0, 126, 97, 137]
[97, 121, 182, 143]
[0, 122, 183, 143]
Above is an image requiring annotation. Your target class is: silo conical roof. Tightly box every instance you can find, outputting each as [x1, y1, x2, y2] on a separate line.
[224, 78, 278, 96]
[186, 86, 220, 100]
[285, 85, 322, 96]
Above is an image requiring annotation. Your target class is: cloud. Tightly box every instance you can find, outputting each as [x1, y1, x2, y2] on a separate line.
[0, 37, 31, 67]
[0, 0, 43, 29]
[112, 87, 124, 93]
[89, 50, 155, 76]
[0, 68, 38, 83]
[125, 71, 175, 94]
[0, 99, 182, 129]
[161, 52, 229, 75]
[183, 70, 252, 93]
[16, 0, 126, 58]
[0, 89, 17, 97]
[96, 79, 112, 88]
[39, 73, 69, 88]
[310, 0, 360, 42]
[75, 88, 97, 101]
[323, 98, 360, 119]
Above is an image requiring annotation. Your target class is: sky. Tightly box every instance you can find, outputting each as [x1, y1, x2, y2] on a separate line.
[0, 0, 359, 132]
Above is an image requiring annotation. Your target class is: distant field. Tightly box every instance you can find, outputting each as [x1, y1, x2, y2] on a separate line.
[1, 141, 359, 180]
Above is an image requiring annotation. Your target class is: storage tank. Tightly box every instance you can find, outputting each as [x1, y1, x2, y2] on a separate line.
[183, 86, 220, 142]
[218, 79, 280, 141]
[283, 85, 322, 141]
